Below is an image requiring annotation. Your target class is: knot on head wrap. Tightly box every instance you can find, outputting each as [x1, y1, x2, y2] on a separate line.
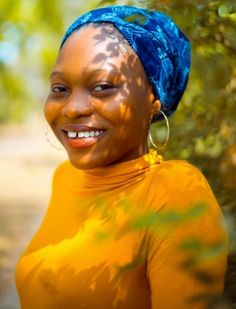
[61, 5, 191, 120]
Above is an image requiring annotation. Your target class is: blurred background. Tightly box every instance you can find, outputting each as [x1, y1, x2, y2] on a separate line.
[0, 0, 235, 308]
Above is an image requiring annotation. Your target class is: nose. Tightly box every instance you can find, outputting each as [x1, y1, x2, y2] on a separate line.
[62, 93, 94, 119]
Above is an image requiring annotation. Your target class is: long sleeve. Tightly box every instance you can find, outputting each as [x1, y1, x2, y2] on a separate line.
[15, 155, 229, 309]
[146, 160, 229, 309]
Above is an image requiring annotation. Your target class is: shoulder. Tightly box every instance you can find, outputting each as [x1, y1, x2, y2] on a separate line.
[153, 159, 213, 194]
[147, 159, 219, 211]
[155, 159, 203, 178]
[146, 160, 228, 242]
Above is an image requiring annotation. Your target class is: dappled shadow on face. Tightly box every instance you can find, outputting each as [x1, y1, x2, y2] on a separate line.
[92, 23, 130, 59]
[56, 23, 154, 169]
[87, 23, 151, 165]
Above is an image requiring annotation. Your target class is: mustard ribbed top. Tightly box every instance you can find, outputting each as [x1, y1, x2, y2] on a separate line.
[15, 150, 228, 308]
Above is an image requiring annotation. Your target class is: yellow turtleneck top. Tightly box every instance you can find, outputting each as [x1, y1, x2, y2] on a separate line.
[15, 151, 228, 309]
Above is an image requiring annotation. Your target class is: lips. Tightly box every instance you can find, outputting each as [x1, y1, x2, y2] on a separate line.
[61, 124, 106, 148]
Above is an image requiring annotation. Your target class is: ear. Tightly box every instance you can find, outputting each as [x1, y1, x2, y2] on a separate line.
[147, 84, 161, 117]
[151, 99, 161, 116]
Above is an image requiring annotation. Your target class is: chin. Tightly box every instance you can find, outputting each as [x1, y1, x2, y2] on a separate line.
[67, 149, 124, 170]
[66, 152, 103, 170]
[66, 146, 138, 170]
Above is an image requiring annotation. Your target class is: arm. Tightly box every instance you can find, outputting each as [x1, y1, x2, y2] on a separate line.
[146, 161, 229, 308]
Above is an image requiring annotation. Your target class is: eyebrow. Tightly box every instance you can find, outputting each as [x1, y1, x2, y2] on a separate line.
[83, 68, 120, 75]
[49, 69, 120, 79]
[49, 71, 64, 79]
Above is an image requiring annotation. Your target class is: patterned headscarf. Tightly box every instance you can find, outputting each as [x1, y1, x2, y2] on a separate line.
[61, 5, 191, 120]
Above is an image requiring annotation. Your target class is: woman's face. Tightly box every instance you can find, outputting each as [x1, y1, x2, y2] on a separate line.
[44, 24, 157, 169]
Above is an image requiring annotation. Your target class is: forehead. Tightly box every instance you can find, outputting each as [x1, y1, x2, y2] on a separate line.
[54, 24, 143, 76]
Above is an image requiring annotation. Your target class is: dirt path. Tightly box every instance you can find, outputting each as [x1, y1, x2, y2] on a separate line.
[0, 119, 67, 308]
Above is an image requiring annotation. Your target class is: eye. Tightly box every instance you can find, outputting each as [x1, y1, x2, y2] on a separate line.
[93, 84, 113, 91]
[91, 83, 116, 97]
[51, 84, 67, 93]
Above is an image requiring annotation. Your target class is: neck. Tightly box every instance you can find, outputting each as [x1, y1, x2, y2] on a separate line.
[105, 142, 149, 167]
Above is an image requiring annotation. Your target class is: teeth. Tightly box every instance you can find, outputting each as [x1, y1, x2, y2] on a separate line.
[67, 130, 104, 139]
[68, 131, 77, 138]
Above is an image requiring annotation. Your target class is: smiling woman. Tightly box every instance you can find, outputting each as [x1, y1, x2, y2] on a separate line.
[15, 5, 229, 309]
[45, 23, 156, 169]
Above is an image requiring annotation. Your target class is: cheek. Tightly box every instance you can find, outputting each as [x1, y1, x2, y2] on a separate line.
[93, 94, 132, 128]
[44, 100, 61, 126]
[97, 90, 150, 135]
[105, 102, 133, 123]
[97, 90, 138, 123]
[119, 104, 133, 121]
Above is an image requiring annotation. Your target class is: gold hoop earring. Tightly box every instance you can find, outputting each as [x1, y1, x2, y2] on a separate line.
[45, 126, 65, 151]
[148, 110, 170, 151]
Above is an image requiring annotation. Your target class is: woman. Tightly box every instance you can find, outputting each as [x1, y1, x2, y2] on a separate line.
[15, 5, 228, 309]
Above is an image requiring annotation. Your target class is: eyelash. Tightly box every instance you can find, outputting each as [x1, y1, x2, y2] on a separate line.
[49, 82, 116, 97]
[51, 85, 67, 93]
[91, 83, 114, 92]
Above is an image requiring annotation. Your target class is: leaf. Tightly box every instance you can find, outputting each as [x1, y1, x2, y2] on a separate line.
[179, 239, 227, 261]
[184, 203, 208, 219]
[218, 4, 235, 17]
[161, 211, 183, 223]
[198, 243, 226, 260]
[178, 239, 204, 252]
[131, 212, 160, 229]
[98, 0, 117, 6]
[123, 13, 148, 25]
[94, 231, 111, 242]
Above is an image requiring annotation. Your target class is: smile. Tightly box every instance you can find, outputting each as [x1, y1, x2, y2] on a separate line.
[62, 125, 106, 149]
[67, 130, 104, 139]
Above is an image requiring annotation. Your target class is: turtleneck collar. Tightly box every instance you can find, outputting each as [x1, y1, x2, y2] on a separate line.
[81, 150, 163, 190]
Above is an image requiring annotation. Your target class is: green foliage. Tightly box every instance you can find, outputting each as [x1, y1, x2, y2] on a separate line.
[123, 13, 148, 24]
[218, 3, 236, 17]
[0, 0, 101, 123]
[179, 239, 226, 262]
[131, 202, 207, 230]
[0, 1, 235, 302]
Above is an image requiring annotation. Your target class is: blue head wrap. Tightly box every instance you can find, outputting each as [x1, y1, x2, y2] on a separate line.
[61, 5, 191, 120]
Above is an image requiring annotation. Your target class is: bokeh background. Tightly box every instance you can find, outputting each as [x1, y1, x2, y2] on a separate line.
[0, 0, 235, 308]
